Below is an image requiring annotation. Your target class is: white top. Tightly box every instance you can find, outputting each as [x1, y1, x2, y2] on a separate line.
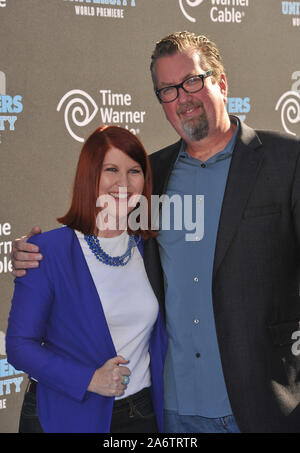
[75, 230, 159, 399]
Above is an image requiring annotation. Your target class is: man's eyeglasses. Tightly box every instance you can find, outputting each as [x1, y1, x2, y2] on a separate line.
[155, 70, 213, 104]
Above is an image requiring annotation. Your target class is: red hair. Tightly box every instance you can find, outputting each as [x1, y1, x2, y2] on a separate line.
[57, 126, 156, 239]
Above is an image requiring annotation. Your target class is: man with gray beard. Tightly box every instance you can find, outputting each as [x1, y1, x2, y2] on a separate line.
[11, 32, 300, 433]
[179, 98, 209, 141]
[143, 31, 300, 433]
[145, 32, 240, 433]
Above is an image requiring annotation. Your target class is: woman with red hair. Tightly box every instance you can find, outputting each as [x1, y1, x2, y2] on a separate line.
[6, 126, 167, 433]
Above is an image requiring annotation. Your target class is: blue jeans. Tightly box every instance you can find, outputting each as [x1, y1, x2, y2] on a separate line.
[164, 410, 240, 433]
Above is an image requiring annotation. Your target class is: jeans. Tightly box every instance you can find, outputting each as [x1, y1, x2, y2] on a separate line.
[164, 409, 240, 433]
[19, 384, 43, 433]
[19, 380, 158, 433]
[110, 387, 158, 433]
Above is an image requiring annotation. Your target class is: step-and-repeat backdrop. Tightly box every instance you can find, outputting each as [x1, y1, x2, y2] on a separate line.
[0, 0, 299, 433]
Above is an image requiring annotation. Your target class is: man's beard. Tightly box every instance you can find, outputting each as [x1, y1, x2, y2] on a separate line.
[179, 104, 209, 141]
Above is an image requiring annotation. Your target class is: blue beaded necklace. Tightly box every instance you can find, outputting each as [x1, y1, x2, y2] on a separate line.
[84, 233, 136, 267]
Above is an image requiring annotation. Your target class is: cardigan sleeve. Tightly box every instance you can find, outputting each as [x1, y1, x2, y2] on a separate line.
[6, 237, 96, 403]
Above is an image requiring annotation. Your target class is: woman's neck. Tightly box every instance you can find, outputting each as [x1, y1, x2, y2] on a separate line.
[95, 228, 127, 238]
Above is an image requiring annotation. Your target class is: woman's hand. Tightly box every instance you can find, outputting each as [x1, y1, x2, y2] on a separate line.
[87, 356, 131, 397]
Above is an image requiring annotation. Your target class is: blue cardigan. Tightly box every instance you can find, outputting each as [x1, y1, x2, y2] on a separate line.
[6, 227, 167, 433]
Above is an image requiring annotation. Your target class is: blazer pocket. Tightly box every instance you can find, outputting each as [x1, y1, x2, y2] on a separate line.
[243, 204, 281, 219]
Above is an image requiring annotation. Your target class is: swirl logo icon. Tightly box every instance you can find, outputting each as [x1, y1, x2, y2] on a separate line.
[275, 72, 300, 137]
[179, 0, 204, 23]
[57, 90, 99, 142]
[275, 91, 300, 136]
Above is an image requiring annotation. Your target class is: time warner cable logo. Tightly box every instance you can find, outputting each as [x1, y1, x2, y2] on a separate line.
[275, 71, 300, 136]
[179, 0, 204, 22]
[179, 0, 249, 24]
[57, 89, 146, 142]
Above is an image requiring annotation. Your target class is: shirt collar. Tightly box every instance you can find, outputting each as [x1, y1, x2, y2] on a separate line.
[177, 118, 239, 165]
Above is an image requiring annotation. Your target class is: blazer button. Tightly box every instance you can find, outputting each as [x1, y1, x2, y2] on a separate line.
[195, 352, 201, 358]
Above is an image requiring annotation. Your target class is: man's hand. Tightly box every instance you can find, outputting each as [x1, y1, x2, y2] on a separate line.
[87, 356, 131, 397]
[11, 227, 43, 277]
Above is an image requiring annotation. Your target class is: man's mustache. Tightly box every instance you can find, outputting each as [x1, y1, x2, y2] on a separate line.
[177, 101, 204, 115]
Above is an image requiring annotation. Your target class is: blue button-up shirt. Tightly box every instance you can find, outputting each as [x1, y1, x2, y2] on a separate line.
[157, 124, 238, 417]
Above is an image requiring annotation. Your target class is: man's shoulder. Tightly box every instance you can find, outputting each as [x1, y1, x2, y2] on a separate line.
[149, 140, 182, 164]
[239, 121, 300, 159]
[255, 128, 300, 146]
[253, 128, 300, 162]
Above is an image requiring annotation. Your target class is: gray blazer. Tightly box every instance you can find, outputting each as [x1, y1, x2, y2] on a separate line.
[144, 119, 300, 433]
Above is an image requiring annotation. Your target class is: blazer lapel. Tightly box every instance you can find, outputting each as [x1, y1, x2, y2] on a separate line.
[212, 122, 264, 280]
